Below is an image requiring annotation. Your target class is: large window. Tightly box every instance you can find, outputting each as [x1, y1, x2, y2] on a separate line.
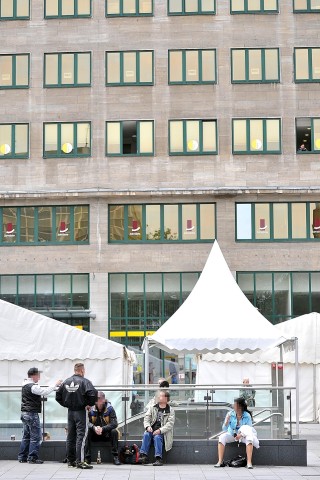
[109, 203, 216, 242]
[230, 0, 278, 13]
[0, 124, 28, 159]
[237, 271, 320, 324]
[294, 48, 320, 82]
[293, 0, 320, 12]
[296, 118, 320, 153]
[169, 49, 216, 84]
[106, 0, 153, 15]
[0, 0, 30, 19]
[169, 119, 217, 155]
[106, 51, 154, 86]
[43, 122, 91, 158]
[44, 0, 91, 18]
[168, 0, 215, 15]
[0, 205, 89, 245]
[231, 48, 280, 83]
[0, 54, 29, 88]
[44, 52, 91, 87]
[236, 202, 320, 241]
[106, 120, 154, 156]
[232, 118, 281, 154]
[109, 272, 200, 346]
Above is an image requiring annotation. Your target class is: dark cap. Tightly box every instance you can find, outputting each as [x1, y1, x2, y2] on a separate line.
[27, 367, 41, 377]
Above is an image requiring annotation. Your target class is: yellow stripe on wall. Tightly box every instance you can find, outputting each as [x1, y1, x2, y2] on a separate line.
[110, 330, 156, 337]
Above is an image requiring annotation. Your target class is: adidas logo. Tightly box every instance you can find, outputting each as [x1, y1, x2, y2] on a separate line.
[65, 381, 80, 393]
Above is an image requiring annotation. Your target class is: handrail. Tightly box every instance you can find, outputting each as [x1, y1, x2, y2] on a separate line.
[0, 385, 296, 392]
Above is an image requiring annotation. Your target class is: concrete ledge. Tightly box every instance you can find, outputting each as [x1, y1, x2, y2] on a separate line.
[1, 439, 307, 466]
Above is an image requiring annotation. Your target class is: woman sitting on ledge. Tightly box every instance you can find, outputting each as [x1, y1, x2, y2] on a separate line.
[214, 397, 259, 470]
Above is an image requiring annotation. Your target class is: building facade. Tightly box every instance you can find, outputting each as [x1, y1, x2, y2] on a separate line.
[1, 1, 320, 369]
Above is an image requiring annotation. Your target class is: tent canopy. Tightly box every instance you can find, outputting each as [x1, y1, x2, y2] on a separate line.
[147, 241, 287, 354]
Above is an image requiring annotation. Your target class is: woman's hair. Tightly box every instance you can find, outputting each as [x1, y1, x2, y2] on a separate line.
[234, 397, 252, 418]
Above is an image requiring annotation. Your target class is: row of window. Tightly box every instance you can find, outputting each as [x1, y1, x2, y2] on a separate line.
[3, 118, 320, 159]
[3, 0, 320, 20]
[3, 48, 320, 89]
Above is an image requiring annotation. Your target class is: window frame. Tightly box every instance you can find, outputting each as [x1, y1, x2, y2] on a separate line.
[105, 120, 154, 157]
[167, 0, 216, 15]
[232, 118, 282, 154]
[105, 0, 154, 16]
[44, 0, 92, 19]
[168, 119, 218, 155]
[43, 121, 91, 159]
[0, 123, 29, 159]
[168, 49, 217, 85]
[105, 50, 154, 86]
[293, 0, 320, 12]
[231, 48, 280, 84]
[44, 52, 92, 88]
[296, 117, 320, 154]
[230, 0, 279, 13]
[0, 53, 30, 89]
[0, 0, 30, 20]
[294, 47, 320, 83]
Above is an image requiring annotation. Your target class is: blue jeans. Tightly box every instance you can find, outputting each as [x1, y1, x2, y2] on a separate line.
[18, 412, 42, 461]
[140, 431, 164, 458]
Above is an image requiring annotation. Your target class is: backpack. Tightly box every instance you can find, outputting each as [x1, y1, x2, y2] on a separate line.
[119, 444, 140, 464]
[227, 455, 247, 468]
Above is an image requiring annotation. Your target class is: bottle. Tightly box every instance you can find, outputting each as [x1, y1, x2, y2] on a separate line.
[97, 450, 102, 464]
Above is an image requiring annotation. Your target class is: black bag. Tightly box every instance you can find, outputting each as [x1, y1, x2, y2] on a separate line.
[227, 455, 247, 468]
[119, 444, 140, 464]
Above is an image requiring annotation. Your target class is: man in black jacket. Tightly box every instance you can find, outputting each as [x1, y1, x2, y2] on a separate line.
[56, 363, 97, 469]
[85, 391, 121, 465]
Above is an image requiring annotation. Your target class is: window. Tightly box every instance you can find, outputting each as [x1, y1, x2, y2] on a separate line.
[296, 118, 320, 153]
[106, 120, 154, 156]
[109, 203, 216, 242]
[1, 205, 89, 245]
[231, 49, 280, 83]
[169, 119, 217, 155]
[45, 0, 91, 17]
[106, 0, 153, 16]
[43, 122, 91, 158]
[0, 0, 30, 19]
[168, 0, 215, 15]
[232, 118, 281, 154]
[294, 48, 320, 82]
[0, 54, 29, 88]
[230, 0, 278, 13]
[293, 0, 320, 12]
[44, 52, 91, 87]
[169, 49, 216, 84]
[106, 51, 154, 86]
[0, 124, 29, 158]
[236, 202, 320, 241]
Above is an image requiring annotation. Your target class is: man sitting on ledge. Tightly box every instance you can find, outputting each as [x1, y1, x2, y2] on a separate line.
[138, 390, 175, 466]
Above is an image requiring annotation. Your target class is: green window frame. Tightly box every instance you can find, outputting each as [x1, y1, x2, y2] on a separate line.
[106, 51, 154, 86]
[293, 0, 320, 12]
[109, 203, 216, 243]
[231, 48, 280, 83]
[43, 122, 91, 158]
[169, 119, 218, 155]
[168, 0, 216, 15]
[168, 49, 217, 85]
[44, 52, 92, 88]
[1, 205, 89, 245]
[232, 118, 281, 154]
[0, 54, 29, 89]
[106, 120, 154, 156]
[44, 0, 92, 18]
[0, 123, 29, 159]
[296, 117, 320, 153]
[230, 0, 278, 13]
[235, 202, 320, 242]
[105, 0, 153, 16]
[294, 48, 320, 83]
[0, 0, 30, 19]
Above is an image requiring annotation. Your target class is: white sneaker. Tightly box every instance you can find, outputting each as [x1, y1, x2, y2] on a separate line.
[247, 463, 253, 469]
[214, 462, 223, 468]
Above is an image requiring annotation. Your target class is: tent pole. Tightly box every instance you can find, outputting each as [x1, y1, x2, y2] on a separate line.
[144, 337, 150, 404]
[294, 337, 299, 438]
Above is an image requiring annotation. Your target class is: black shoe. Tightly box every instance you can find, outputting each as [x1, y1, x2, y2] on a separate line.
[137, 454, 148, 465]
[27, 459, 44, 464]
[67, 461, 76, 468]
[18, 459, 27, 463]
[153, 458, 163, 466]
[76, 461, 93, 469]
[113, 456, 121, 465]
[84, 459, 91, 465]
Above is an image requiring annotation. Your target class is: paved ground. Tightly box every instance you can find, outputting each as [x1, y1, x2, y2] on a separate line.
[1, 424, 320, 480]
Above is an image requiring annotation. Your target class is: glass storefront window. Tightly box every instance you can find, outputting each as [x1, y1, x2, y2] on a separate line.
[18, 275, 35, 308]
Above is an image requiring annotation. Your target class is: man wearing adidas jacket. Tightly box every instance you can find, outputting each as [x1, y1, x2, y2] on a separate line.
[56, 363, 97, 469]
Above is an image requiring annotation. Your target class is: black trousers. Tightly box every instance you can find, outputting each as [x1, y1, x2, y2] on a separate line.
[85, 428, 119, 461]
[66, 409, 88, 463]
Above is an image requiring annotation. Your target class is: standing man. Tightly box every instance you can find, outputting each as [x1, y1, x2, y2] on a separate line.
[18, 367, 62, 464]
[169, 359, 178, 384]
[56, 363, 97, 469]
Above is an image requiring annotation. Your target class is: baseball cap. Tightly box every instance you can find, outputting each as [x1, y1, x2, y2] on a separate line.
[27, 367, 41, 377]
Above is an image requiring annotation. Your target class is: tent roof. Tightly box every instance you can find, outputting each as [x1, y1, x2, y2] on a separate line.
[147, 241, 287, 354]
[0, 299, 126, 361]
